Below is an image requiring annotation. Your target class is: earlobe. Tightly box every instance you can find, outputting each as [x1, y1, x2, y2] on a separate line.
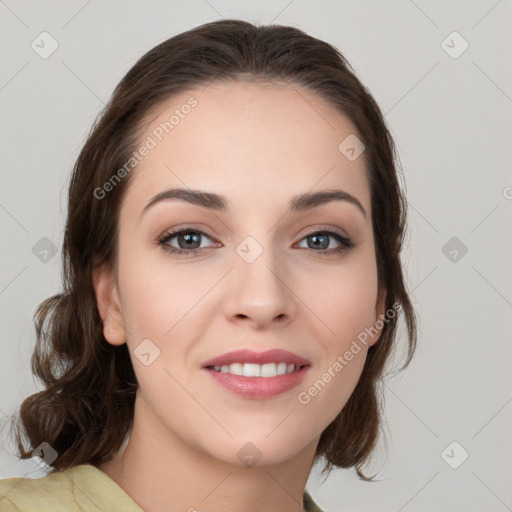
[92, 264, 126, 346]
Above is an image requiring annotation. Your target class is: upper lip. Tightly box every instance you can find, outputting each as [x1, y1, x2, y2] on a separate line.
[202, 349, 311, 368]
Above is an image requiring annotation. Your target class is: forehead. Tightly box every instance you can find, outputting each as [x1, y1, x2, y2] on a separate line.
[121, 80, 370, 220]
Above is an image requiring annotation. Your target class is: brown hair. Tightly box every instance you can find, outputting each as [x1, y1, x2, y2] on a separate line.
[4, 19, 417, 481]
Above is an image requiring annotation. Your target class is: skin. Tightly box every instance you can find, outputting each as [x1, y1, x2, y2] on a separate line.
[93, 80, 386, 512]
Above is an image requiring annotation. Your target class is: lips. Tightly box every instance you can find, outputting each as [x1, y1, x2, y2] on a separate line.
[201, 349, 310, 368]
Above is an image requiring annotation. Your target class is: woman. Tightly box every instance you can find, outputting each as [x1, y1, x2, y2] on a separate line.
[0, 19, 416, 511]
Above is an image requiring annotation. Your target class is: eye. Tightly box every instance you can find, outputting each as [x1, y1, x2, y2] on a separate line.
[295, 230, 355, 255]
[156, 227, 356, 257]
[156, 227, 217, 255]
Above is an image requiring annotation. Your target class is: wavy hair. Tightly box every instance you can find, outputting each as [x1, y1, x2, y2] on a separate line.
[5, 19, 417, 481]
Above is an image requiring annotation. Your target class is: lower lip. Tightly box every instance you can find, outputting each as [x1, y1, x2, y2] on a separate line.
[202, 366, 310, 399]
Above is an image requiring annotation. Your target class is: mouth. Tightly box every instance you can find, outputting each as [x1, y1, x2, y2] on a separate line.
[200, 348, 311, 398]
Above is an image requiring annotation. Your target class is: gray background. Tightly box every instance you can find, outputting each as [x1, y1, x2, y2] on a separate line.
[1, 1, 511, 511]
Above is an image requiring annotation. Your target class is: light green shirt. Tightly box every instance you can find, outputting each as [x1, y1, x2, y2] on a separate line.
[0, 464, 324, 511]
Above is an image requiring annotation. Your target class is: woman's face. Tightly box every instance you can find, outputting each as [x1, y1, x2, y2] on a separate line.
[97, 80, 385, 467]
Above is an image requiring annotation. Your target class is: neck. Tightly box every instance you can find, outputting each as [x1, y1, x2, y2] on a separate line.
[97, 389, 319, 512]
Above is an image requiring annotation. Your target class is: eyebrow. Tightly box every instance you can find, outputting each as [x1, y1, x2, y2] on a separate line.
[140, 187, 367, 219]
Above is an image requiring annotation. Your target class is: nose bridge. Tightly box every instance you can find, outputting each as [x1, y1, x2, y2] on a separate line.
[225, 232, 295, 325]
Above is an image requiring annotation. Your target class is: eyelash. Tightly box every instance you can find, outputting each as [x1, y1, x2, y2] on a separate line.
[156, 226, 356, 257]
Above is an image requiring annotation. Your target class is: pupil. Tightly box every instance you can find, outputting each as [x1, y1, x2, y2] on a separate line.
[181, 233, 200, 249]
[310, 234, 327, 249]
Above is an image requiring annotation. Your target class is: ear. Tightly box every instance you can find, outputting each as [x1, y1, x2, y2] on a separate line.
[92, 263, 127, 346]
[368, 288, 387, 347]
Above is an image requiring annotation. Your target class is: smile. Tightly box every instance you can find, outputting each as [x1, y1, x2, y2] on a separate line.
[207, 362, 304, 377]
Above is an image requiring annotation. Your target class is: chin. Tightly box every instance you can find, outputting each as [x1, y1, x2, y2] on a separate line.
[204, 430, 314, 469]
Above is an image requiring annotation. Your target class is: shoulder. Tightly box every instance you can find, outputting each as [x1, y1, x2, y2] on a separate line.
[0, 464, 142, 511]
[0, 467, 78, 512]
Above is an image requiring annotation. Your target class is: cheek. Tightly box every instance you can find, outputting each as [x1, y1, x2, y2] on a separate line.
[299, 260, 377, 419]
[299, 293, 374, 431]
[310, 257, 379, 345]
[119, 236, 379, 362]
[117, 245, 207, 337]
[303, 352, 367, 434]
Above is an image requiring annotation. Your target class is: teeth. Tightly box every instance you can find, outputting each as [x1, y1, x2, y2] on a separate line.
[211, 362, 300, 377]
[243, 363, 260, 377]
[263, 363, 278, 377]
[276, 362, 288, 375]
[227, 363, 243, 376]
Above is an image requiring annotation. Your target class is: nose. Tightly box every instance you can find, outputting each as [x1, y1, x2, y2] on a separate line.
[223, 248, 298, 329]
